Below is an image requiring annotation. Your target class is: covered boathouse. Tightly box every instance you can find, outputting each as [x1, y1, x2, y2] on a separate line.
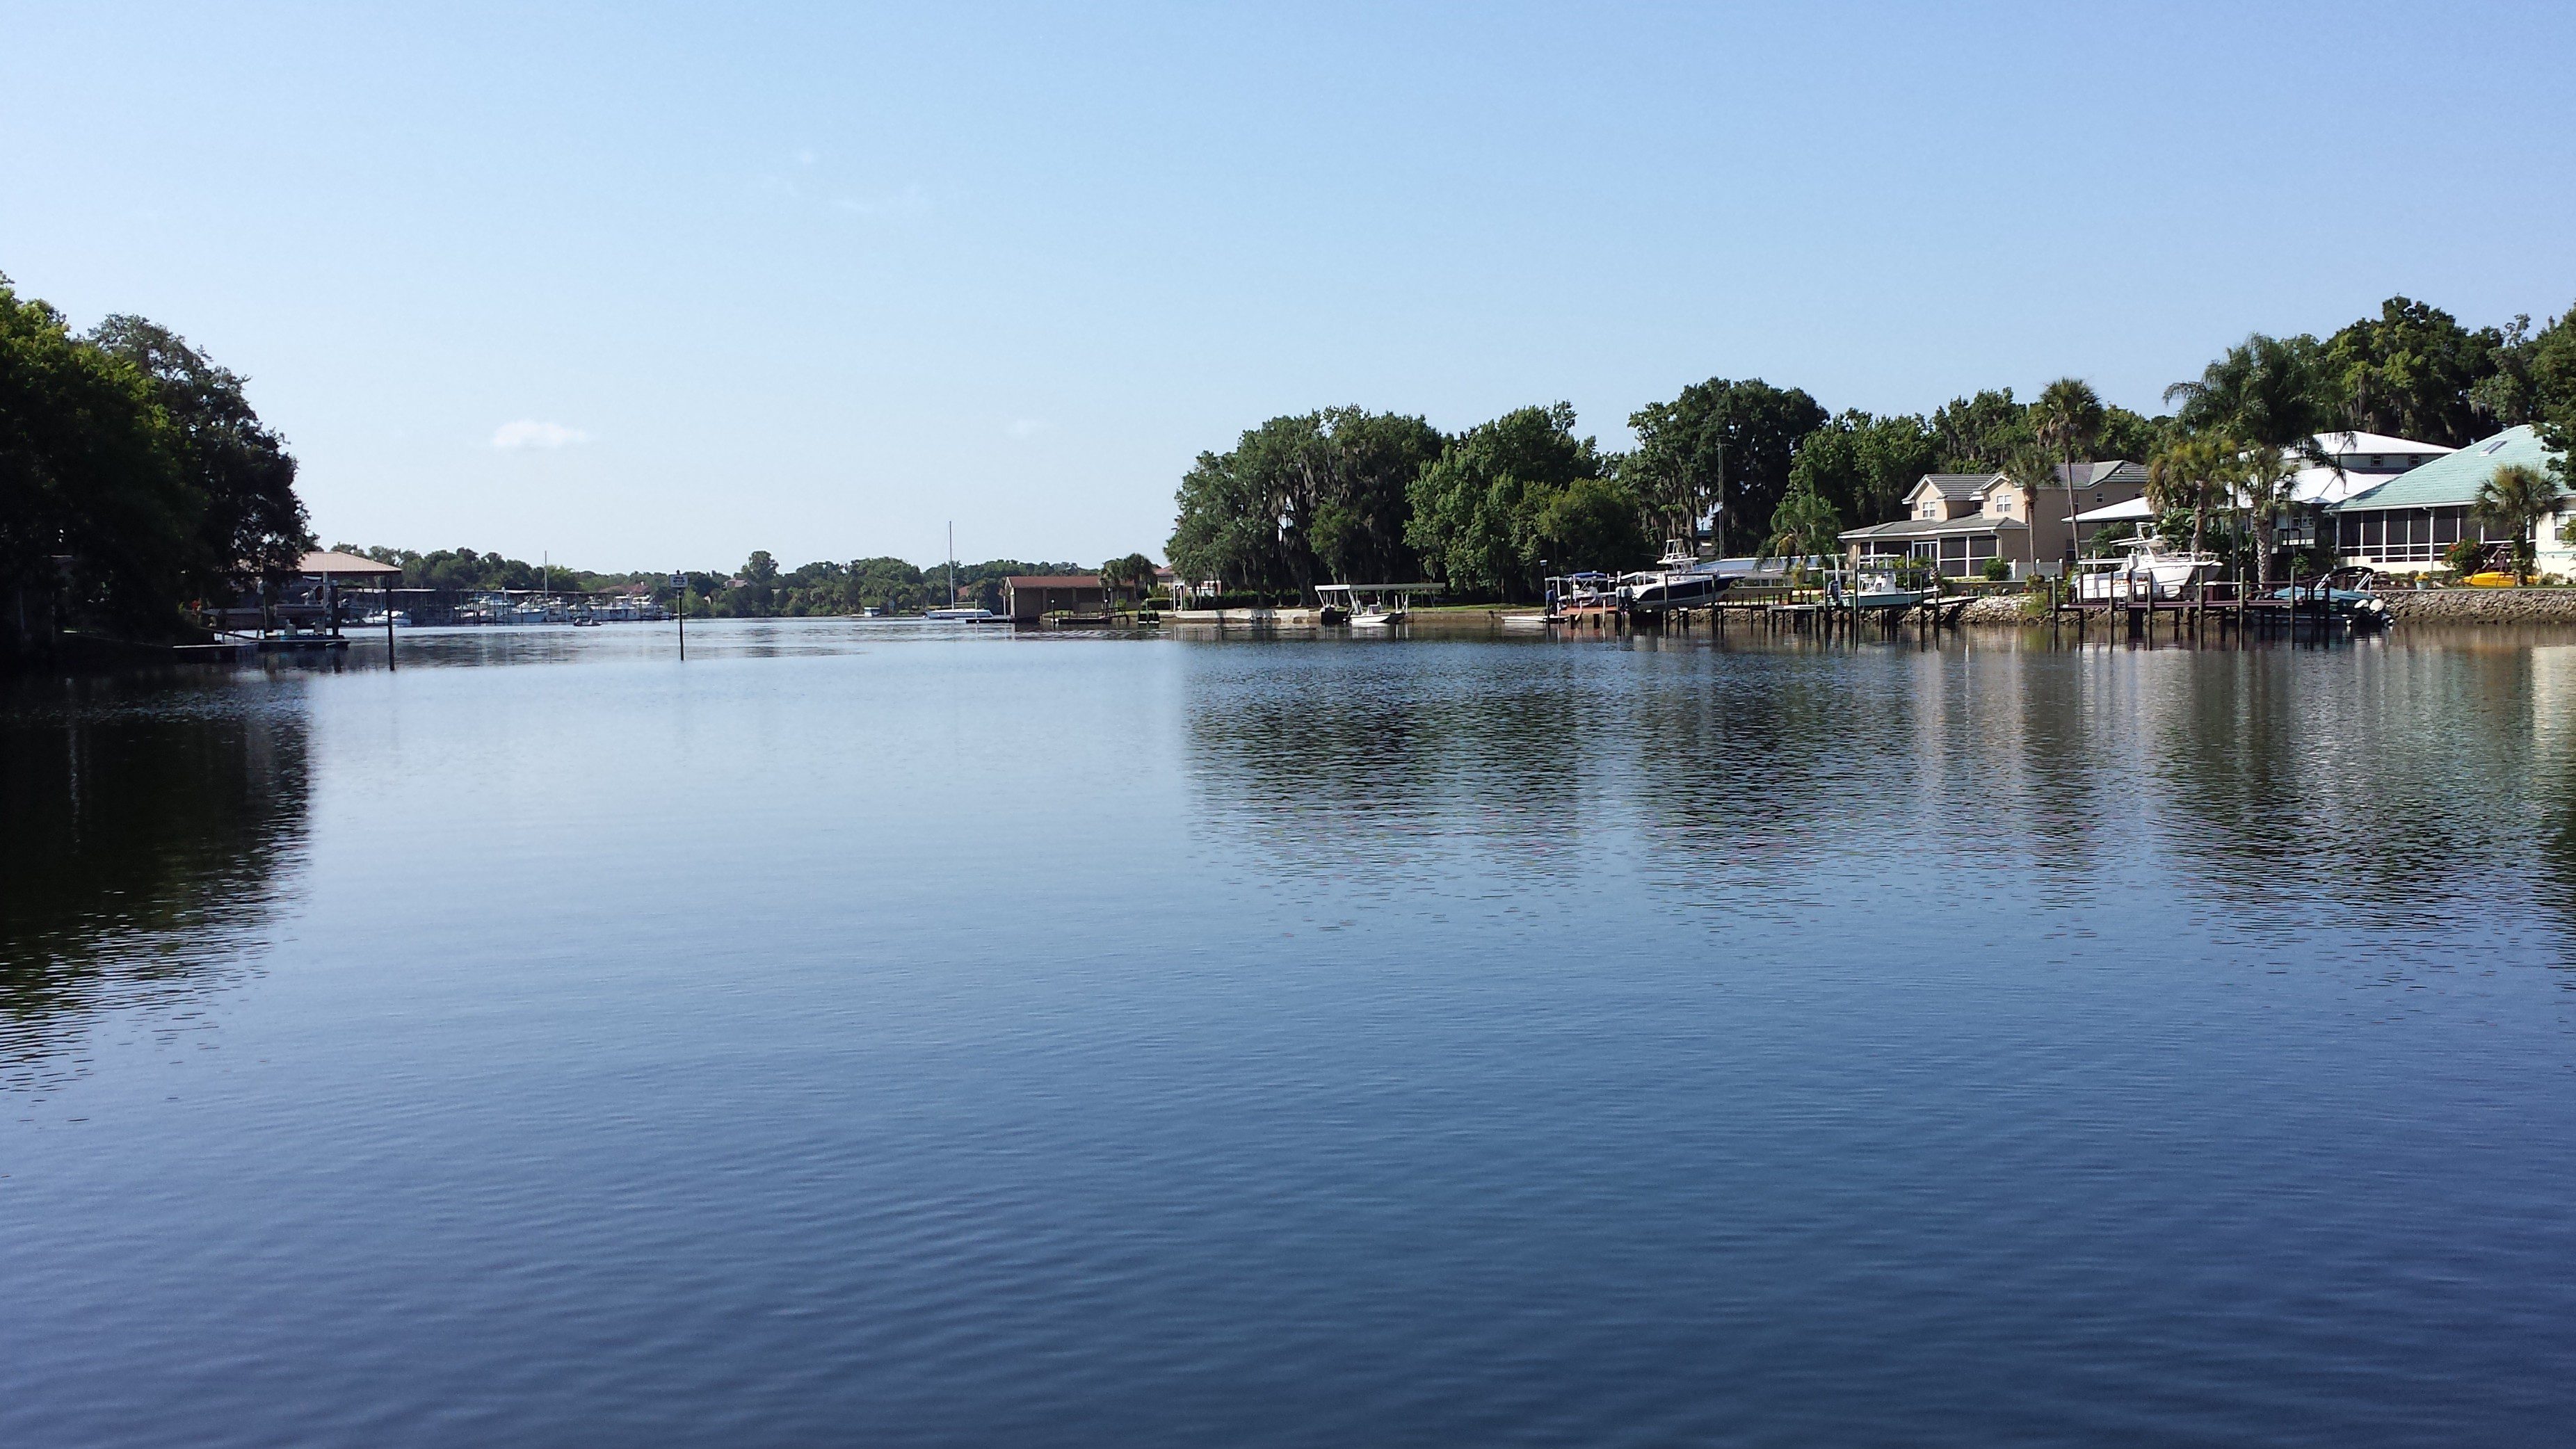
[1001, 574, 1109, 622]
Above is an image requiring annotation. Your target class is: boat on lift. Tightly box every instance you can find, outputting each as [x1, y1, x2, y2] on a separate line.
[1829, 566, 1929, 611]
[2076, 536, 2219, 601]
[1617, 540, 1736, 616]
[1315, 581, 1440, 629]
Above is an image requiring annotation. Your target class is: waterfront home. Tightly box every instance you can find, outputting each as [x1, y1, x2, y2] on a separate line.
[2330, 426, 2570, 574]
[1842, 462, 2147, 579]
[2069, 429, 2458, 555]
[1001, 574, 1109, 621]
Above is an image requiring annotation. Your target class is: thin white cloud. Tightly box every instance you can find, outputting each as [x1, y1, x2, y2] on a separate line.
[1005, 417, 1045, 439]
[490, 420, 590, 450]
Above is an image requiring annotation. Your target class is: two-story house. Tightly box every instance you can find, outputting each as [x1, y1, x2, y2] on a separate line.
[1842, 462, 2148, 578]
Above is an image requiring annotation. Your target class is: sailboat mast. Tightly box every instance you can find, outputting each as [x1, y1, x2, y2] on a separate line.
[949, 522, 957, 606]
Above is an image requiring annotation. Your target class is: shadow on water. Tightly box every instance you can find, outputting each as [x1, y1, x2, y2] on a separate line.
[0, 670, 311, 1087]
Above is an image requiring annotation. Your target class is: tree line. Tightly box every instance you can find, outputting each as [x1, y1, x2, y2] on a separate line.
[338, 545, 1100, 617]
[3, 274, 312, 660]
[1167, 296, 2576, 602]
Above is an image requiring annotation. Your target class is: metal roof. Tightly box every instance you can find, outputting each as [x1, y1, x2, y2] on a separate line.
[1004, 574, 1104, 588]
[2310, 430, 2454, 458]
[2333, 426, 2563, 512]
[2072, 496, 2155, 524]
[298, 550, 401, 577]
[1841, 516, 2031, 541]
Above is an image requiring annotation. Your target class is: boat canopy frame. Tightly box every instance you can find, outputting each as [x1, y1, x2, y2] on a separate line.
[1314, 582, 1446, 599]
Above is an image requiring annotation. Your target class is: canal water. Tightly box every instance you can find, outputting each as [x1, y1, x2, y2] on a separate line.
[6, 620, 2575, 1447]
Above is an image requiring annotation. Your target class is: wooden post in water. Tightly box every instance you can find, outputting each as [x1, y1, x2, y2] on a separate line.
[384, 583, 396, 667]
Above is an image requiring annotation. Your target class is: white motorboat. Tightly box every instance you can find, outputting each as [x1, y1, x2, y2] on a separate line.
[1616, 540, 1734, 616]
[924, 606, 995, 621]
[1316, 581, 1440, 629]
[2077, 537, 2218, 601]
[1832, 567, 1926, 611]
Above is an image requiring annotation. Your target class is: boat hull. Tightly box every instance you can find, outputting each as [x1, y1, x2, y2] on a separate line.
[1620, 574, 1732, 615]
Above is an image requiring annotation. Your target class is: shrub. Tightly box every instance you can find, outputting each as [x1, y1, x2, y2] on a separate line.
[1980, 556, 2013, 583]
[2443, 537, 2489, 577]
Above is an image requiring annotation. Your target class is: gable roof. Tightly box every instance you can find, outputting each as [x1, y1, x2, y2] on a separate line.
[2334, 426, 2563, 512]
[1004, 574, 1104, 588]
[1913, 472, 2001, 501]
[2056, 460, 2147, 489]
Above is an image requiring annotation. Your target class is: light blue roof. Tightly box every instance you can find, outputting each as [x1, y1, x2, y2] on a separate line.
[2334, 426, 2563, 511]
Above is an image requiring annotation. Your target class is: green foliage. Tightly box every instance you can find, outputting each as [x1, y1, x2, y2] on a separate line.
[2324, 296, 2507, 447]
[2474, 462, 2559, 583]
[2470, 305, 2576, 446]
[1787, 410, 1938, 526]
[2084, 520, 2139, 556]
[2098, 404, 2167, 462]
[339, 547, 1088, 617]
[1931, 389, 2031, 471]
[2164, 333, 2337, 453]
[1979, 555, 2013, 583]
[1758, 486, 1842, 569]
[1526, 476, 1653, 578]
[1627, 378, 1827, 553]
[1100, 552, 1157, 595]
[1, 276, 312, 656]
[1168, 407, 1443, 593]
[1406, 403, 1616, 600]
[2146, 430, 2242, 560]
[2444, 535, 2490, 577]
[2164, 334, 2342, 588]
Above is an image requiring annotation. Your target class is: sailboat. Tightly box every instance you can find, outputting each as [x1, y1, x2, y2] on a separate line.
[924, 521, 996, 620]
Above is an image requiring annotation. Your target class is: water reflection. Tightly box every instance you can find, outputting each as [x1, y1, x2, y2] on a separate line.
[0, 672, 309, 1086]
[1183, 633, 2576, 968]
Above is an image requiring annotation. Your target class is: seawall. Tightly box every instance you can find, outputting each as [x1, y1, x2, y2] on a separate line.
[1950, 587, 2576, 627]
[2380, 588, 2576, 625]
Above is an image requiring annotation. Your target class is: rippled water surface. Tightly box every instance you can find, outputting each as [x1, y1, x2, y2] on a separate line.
[7, 620, 2575, 1446]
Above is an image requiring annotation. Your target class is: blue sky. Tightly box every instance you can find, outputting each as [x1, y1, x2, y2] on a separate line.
[6, 2, 2571, 571]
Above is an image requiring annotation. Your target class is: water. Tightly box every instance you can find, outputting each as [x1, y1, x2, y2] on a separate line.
[6, 620, 2575, 1447]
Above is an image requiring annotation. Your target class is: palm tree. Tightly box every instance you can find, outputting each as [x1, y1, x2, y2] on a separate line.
[2001, 445, 2059, 576]
[2163, 334, 2340, 586]
[2146, 431, 2235, 562]
[2473, 462, 2561, 584]
[2233, 444, 2304, 589]
[2033, 378, 2106, 574]
[1759, 487, 1843, 583]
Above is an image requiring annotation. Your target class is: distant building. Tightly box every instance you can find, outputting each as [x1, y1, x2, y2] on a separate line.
[1842, 462, 2146, 578]
[2330, 426, 2569, 573]
[1001, 574, 1107, 621]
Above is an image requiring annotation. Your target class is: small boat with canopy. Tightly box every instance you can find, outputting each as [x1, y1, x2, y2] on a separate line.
[1315, 582, 1441, 628]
